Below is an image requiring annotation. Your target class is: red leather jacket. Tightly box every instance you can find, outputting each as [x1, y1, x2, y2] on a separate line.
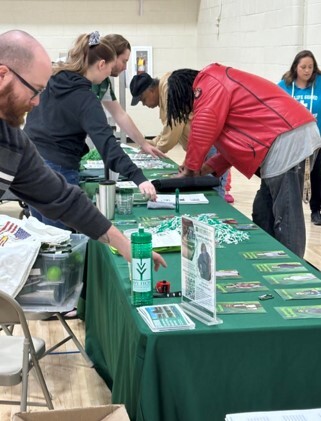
[185, 63, 315, 178]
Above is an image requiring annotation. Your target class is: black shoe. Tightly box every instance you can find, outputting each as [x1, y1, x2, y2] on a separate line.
[311, 212, 321, 225]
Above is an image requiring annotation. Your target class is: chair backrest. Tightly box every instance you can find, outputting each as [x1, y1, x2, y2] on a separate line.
[0, 290, 31, 340]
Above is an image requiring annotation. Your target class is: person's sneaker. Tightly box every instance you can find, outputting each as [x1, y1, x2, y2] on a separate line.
[311, 212, 321, 225]
[224, 193, 234, 203]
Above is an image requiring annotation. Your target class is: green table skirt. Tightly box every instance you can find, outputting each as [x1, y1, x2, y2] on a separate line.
[85, 192, 321, 421]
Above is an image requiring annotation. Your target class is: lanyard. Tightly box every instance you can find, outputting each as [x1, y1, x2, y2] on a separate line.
[292, 81, 314, 113]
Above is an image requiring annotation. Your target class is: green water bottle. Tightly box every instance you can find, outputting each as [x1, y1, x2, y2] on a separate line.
[131, 227, 153, 306]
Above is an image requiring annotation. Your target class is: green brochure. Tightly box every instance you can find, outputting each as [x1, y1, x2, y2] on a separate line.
[275, 305, 321, 319]
[217, 281, 268, 293]
[263, 272, 320, 285]
[275, 287, 321, 300]
[138, 215, 176, 228]
[216, 301, 266, 314]
[216, 270, 241, 279]
[253, 262, 307, 273]
[241, 250, 289, 259]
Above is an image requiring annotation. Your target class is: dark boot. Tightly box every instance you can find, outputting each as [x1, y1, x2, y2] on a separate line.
[311, 211, 321, 225]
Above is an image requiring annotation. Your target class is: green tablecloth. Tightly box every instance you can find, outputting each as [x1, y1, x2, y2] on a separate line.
[85, 191, 321, 421]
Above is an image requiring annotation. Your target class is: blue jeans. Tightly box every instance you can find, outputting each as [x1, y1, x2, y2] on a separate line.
[30, 160, 79, 230]
[252, 164, 305, 257]
[206, 146, 229, 198]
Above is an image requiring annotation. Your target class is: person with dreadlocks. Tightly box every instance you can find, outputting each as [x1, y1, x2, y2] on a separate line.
[169, 62, 321, 258]
[129, 69, 234, 202]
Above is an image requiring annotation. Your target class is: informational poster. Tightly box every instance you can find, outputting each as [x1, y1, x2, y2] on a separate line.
[180, 216, 222, 325]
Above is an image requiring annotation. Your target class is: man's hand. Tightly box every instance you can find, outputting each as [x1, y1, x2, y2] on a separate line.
[99, 226, 167, 271]
[138, 180, 157, 201]
[140, 141, 167, 159]
[172, 167, 200, 178]
[152, 251, 167, 271]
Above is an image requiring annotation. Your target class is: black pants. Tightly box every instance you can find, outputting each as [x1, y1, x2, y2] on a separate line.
[309, 149, 321, 213]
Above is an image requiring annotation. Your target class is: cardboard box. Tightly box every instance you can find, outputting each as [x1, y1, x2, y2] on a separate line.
[12, 404, 130, 421]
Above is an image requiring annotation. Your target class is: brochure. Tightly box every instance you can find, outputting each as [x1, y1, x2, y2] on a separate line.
[83, 160, 104, 169]
[263, 272, 320, 285]
[147, 171, 178, 179]
[275, 305, 321, 319]
[139, 215, 176, 228]
[181, 216, 221, 325]
[217, 301, 266, 314]
[234, 223, 259, 230]
[253, 262, 307, 273]
[133, 192, 149, 204]
[275, 287, 321, 300]
[116, 181, 137, 189]
[216, 270, 241, 279]
[226, 407, 321, 421]
[241, 250, 289, 259]
[217, 281, 268, 293]
[137, 303, 195, 332]
[156, 193, 209, 205]
[130, 157, 175, 170]
[123, 228, 181, 252]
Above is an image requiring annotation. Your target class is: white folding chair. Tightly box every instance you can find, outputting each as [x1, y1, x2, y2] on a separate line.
[0, 290, 53, 411]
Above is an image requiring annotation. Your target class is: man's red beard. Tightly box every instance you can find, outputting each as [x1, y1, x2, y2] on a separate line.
[0, 81, 33, 127]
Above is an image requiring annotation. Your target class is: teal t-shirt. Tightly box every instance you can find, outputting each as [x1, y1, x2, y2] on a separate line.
[278, 74, 321, 133]
[92, 77, 116, 101]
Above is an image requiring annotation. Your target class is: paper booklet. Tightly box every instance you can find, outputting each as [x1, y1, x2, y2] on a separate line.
[226, 407, 321, 421]
[137, 303, 195, 332]
[123, 228, 181, 252]
[156, 193, 209, 205]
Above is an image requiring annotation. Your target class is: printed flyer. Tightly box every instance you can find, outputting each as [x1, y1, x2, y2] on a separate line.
[275, 305, 321, 319]
[216, 302, 266, 314]
[217, 281, 268, 293]
[253, 262, 307, 273]
[263, 272, 320, 285]
[181, 216, 221, 325]
[241, 250, 289, 259]
[275, 287, 321, 300]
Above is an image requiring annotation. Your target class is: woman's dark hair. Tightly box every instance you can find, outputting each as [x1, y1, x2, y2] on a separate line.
[282, 50, 321, 86]
[167, 69, 199, 128]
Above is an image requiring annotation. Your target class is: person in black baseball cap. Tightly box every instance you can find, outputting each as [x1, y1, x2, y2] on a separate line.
[130, 73, 156, 106]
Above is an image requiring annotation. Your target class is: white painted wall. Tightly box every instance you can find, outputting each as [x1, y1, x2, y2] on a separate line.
[1, 0, 321, 136]
[0, 0, 199, 136]
[197, 0, 321, 83]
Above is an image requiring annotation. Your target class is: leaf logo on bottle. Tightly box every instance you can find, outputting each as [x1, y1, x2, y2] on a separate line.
[136, 260, 147, 278]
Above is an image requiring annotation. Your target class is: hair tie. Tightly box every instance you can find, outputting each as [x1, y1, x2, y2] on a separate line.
[89, 31, 100, 47]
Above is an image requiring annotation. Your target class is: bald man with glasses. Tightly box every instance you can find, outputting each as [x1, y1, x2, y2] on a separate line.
[0, 29, 166, 269]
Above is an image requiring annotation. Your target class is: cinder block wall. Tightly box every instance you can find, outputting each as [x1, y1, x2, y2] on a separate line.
[197, 0, 321, 82]
[2, 0, 321, 135]
[0, 0, 199, 136]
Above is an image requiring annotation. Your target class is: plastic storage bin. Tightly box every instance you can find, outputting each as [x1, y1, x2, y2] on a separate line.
[16, 234, 88, 306]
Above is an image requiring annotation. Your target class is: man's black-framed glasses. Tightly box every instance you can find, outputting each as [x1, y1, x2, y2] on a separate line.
[1, 64, 45, 99]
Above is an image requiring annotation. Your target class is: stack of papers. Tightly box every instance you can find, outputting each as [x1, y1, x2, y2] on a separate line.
[116, 181, 137, 189]
[124, 228, 181, 252]
[226, 408, 321, 421]
[137, 304, 195, 332]
[83, 160, 104, 169]
[156, 193, 209, 205]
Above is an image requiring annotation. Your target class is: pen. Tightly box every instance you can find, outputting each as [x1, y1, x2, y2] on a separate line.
[175, 188, 180, 213]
